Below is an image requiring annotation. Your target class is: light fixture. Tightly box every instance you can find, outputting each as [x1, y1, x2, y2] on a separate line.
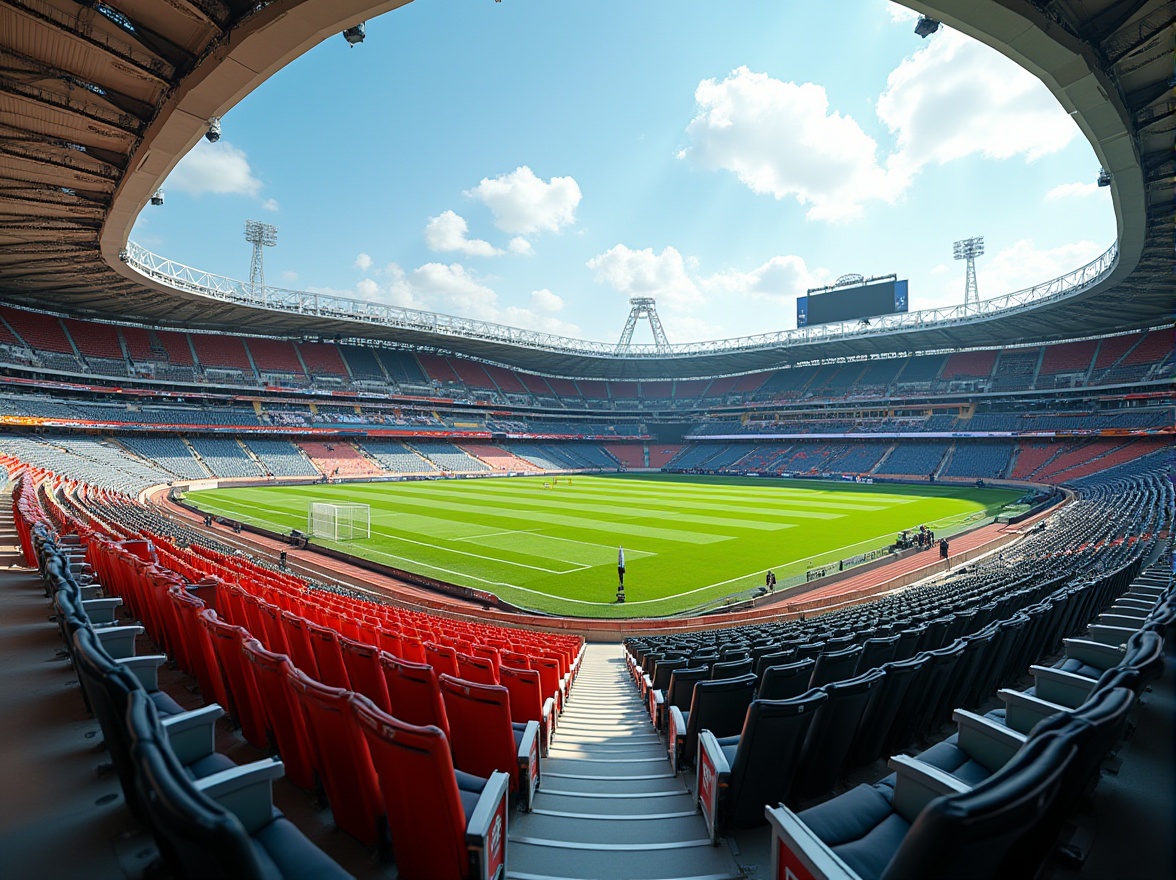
[914, 16, 941, 38]
[205, 117, 221, 143]
[342, 23, 366, 46]
[1097, 169, 1111, 187]
[150, 189, 164, 206]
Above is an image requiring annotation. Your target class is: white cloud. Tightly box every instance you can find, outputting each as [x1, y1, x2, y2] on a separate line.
[586, 244, 703, 308]
[702, 254, 830, 301]
[679, 66, 901, 222]
[508, 236, 534, 255]
[501, 305, 581, 336]
[670, 315, 731, 344]
[887, 4, 919, 24]
[354, 252, 373, 271]
[530, 289, 563, 312]
[280, 270, 298, 282]
[1045, 181, 1101, 201]
[261, 197, 280, 212]
[877, 29, 1078, 172]
[167, 140, 262, 197]
[424, 210, 503, 257]
[466, 166, 582, 235]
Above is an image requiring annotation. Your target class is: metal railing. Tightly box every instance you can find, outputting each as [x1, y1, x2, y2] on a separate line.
[122, 240, 1119, 361]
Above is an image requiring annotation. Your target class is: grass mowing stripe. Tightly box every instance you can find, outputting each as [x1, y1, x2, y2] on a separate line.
[185, 475, 1022, 618]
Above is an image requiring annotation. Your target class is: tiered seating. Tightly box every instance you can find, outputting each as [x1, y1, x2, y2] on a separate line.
[1087, 332, 1138, 383]
[603, 443, 645, 468]
[241, 438, 319, 476]
[187, 437, 265, 479]
[63, 318, 125, 374]
[941, 443, 1014, 479]
[483, 364, 529, 395]
[576, 380, 608, 400]
[610, 381, 639, 400]
[640, 380, 672, 400]
[829, 444, 888, 474]
[457, 444, 544, 473]
[417, 353, 462, 385]
[673, 378, 711, 399]
[448, 358, 496, 389]
[297, 441, 384, 477]
[190, 334, 254, 376]
[377, 350, 429, 386]
[731, 372, 772, 394]
[359, 439, 437, 474]
[1100, 329, 1173, 384]
[941, 350, 997, 381]
[1038, 339, 1097, 381]
[118, 436, 209, 480]
[895, 353, 946, 385]
[875, 442, 950, 476]
[1, 306, 73, 354]
[296, 341, 350, 379]
[0, 435, 174, 494]
[338, 345, 386, 382]
[647, 444, 683, 468]
[411, 441, 492, 472]
[246, 338, 306, 380]
[990, 349, 1039, 391]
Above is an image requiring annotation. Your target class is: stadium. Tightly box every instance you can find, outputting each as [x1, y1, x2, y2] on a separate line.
[0, 1, 1172, 879]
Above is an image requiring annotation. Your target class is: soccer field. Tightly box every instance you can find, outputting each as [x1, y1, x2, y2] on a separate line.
[184, 474, 1021, 618]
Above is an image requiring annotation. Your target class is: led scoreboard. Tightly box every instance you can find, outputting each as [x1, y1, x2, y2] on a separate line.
[797, 274, 908, 327]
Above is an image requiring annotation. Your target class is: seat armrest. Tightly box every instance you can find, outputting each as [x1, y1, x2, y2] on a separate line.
[1116, 597, 1156, 609]
[888, 754, 972, 823]
[640, 672, 653, 700]
[698, 730, 732, 845]
[1030, 664, 1099, 708]
[162, 704, 226, 764]
[953, 708, 1026, 771]
[998, 687, 1069, 733]
[95, 624, 145, 660]
[1106, 606, 1149, 620]
[466, 770, 510, 880]
[667, 705, 686, 774]
[766, 804, 861, 880]
[650, 688, 664, 728]
[80, 597, 122, 625]
[79, 584, 104, 601]
[194, 758, 285, 836]
[541, 697, 556, 757]
[516, 720, 541, 813]
[1061, 638, 1124, 670]
[121, 654, 167, 692]
[1086, 624, 1137, 646]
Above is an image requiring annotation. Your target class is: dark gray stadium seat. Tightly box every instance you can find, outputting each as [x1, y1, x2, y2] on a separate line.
[668, 672, 757, 772]
[757, 658, 816, 701]
[794, 667, 887, 802]
[808, 644, 863, 689]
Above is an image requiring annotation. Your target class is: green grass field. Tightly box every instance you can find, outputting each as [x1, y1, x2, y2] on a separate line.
[184, 475, 1020, 618]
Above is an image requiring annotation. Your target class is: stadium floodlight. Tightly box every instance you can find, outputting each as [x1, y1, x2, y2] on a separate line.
[343, 22, 366, 46]
[150, 189, 164, 206]
[616, 297, 671, 354]
[1097, 169, 1112, 187]
[308, 502, 370, 542]
[914, 16, 941, 38]
[244, 220, 278, 294]
[205, 116, 221, 143]
[953, 237, 985, 311]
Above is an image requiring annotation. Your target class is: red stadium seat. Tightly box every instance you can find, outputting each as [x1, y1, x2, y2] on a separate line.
[278, 610, 320, 680]
[306, 620, 351, 689]
[340, 634, 391, 712]
[425, 641, 461, 677]
[379, 652, 450, 737]
[199, 610, 270, 749]
[240, 639, 316, 790]
[498, 665, 556, 757]
[350, 694, 509, 880]
[438, 674, 540, 810]
[457, 651, 499, 685]
[284, 666, 385, 847]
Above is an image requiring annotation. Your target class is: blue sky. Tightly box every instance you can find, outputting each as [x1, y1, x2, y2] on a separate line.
[133, 0, 1115, 344]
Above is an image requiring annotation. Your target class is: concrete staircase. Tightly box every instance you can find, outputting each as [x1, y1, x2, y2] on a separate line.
[507, 643, 743, 879]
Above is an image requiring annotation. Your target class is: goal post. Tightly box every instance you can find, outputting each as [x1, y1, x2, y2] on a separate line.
[307, 502, 371, 542]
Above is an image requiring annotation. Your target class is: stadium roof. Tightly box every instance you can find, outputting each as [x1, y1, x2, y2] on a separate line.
[0, 1, 1171, 379]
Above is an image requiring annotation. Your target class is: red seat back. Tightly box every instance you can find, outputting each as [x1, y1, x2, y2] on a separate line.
[350, 694, 470, 880]
[379, 652, 450, 739]
[438, 674, 519, 792]
[498, 665, 544, 725]
[278, 611, 320, 680]
[306, 620, 351, 689]
[425, 641, 460, 678]
[284, 667, 384, 847]
[200, 610, 269, 749]
[457, 652, 499, 686]
[240, 639, 315, 790]
[340, 635, 391, 713]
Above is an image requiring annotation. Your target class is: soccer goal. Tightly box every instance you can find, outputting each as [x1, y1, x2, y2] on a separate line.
[307, 502, 371, 542]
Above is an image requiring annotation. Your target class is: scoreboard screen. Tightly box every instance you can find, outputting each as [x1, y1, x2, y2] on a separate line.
[797, 279, 908, 327]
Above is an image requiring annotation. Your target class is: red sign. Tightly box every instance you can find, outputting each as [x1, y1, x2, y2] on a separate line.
[777, 838, 818, 880]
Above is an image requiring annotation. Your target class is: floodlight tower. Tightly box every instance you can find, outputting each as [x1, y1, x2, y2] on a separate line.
[953, 236, 984, 311]
[616, 297, 671, 354]
[244, 220, 277, 294]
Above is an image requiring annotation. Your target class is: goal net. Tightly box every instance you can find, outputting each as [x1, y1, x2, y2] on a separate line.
[307, 502, 371, 542]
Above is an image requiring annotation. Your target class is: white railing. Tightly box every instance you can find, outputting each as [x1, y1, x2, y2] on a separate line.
[121, 240, 1118, 360]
